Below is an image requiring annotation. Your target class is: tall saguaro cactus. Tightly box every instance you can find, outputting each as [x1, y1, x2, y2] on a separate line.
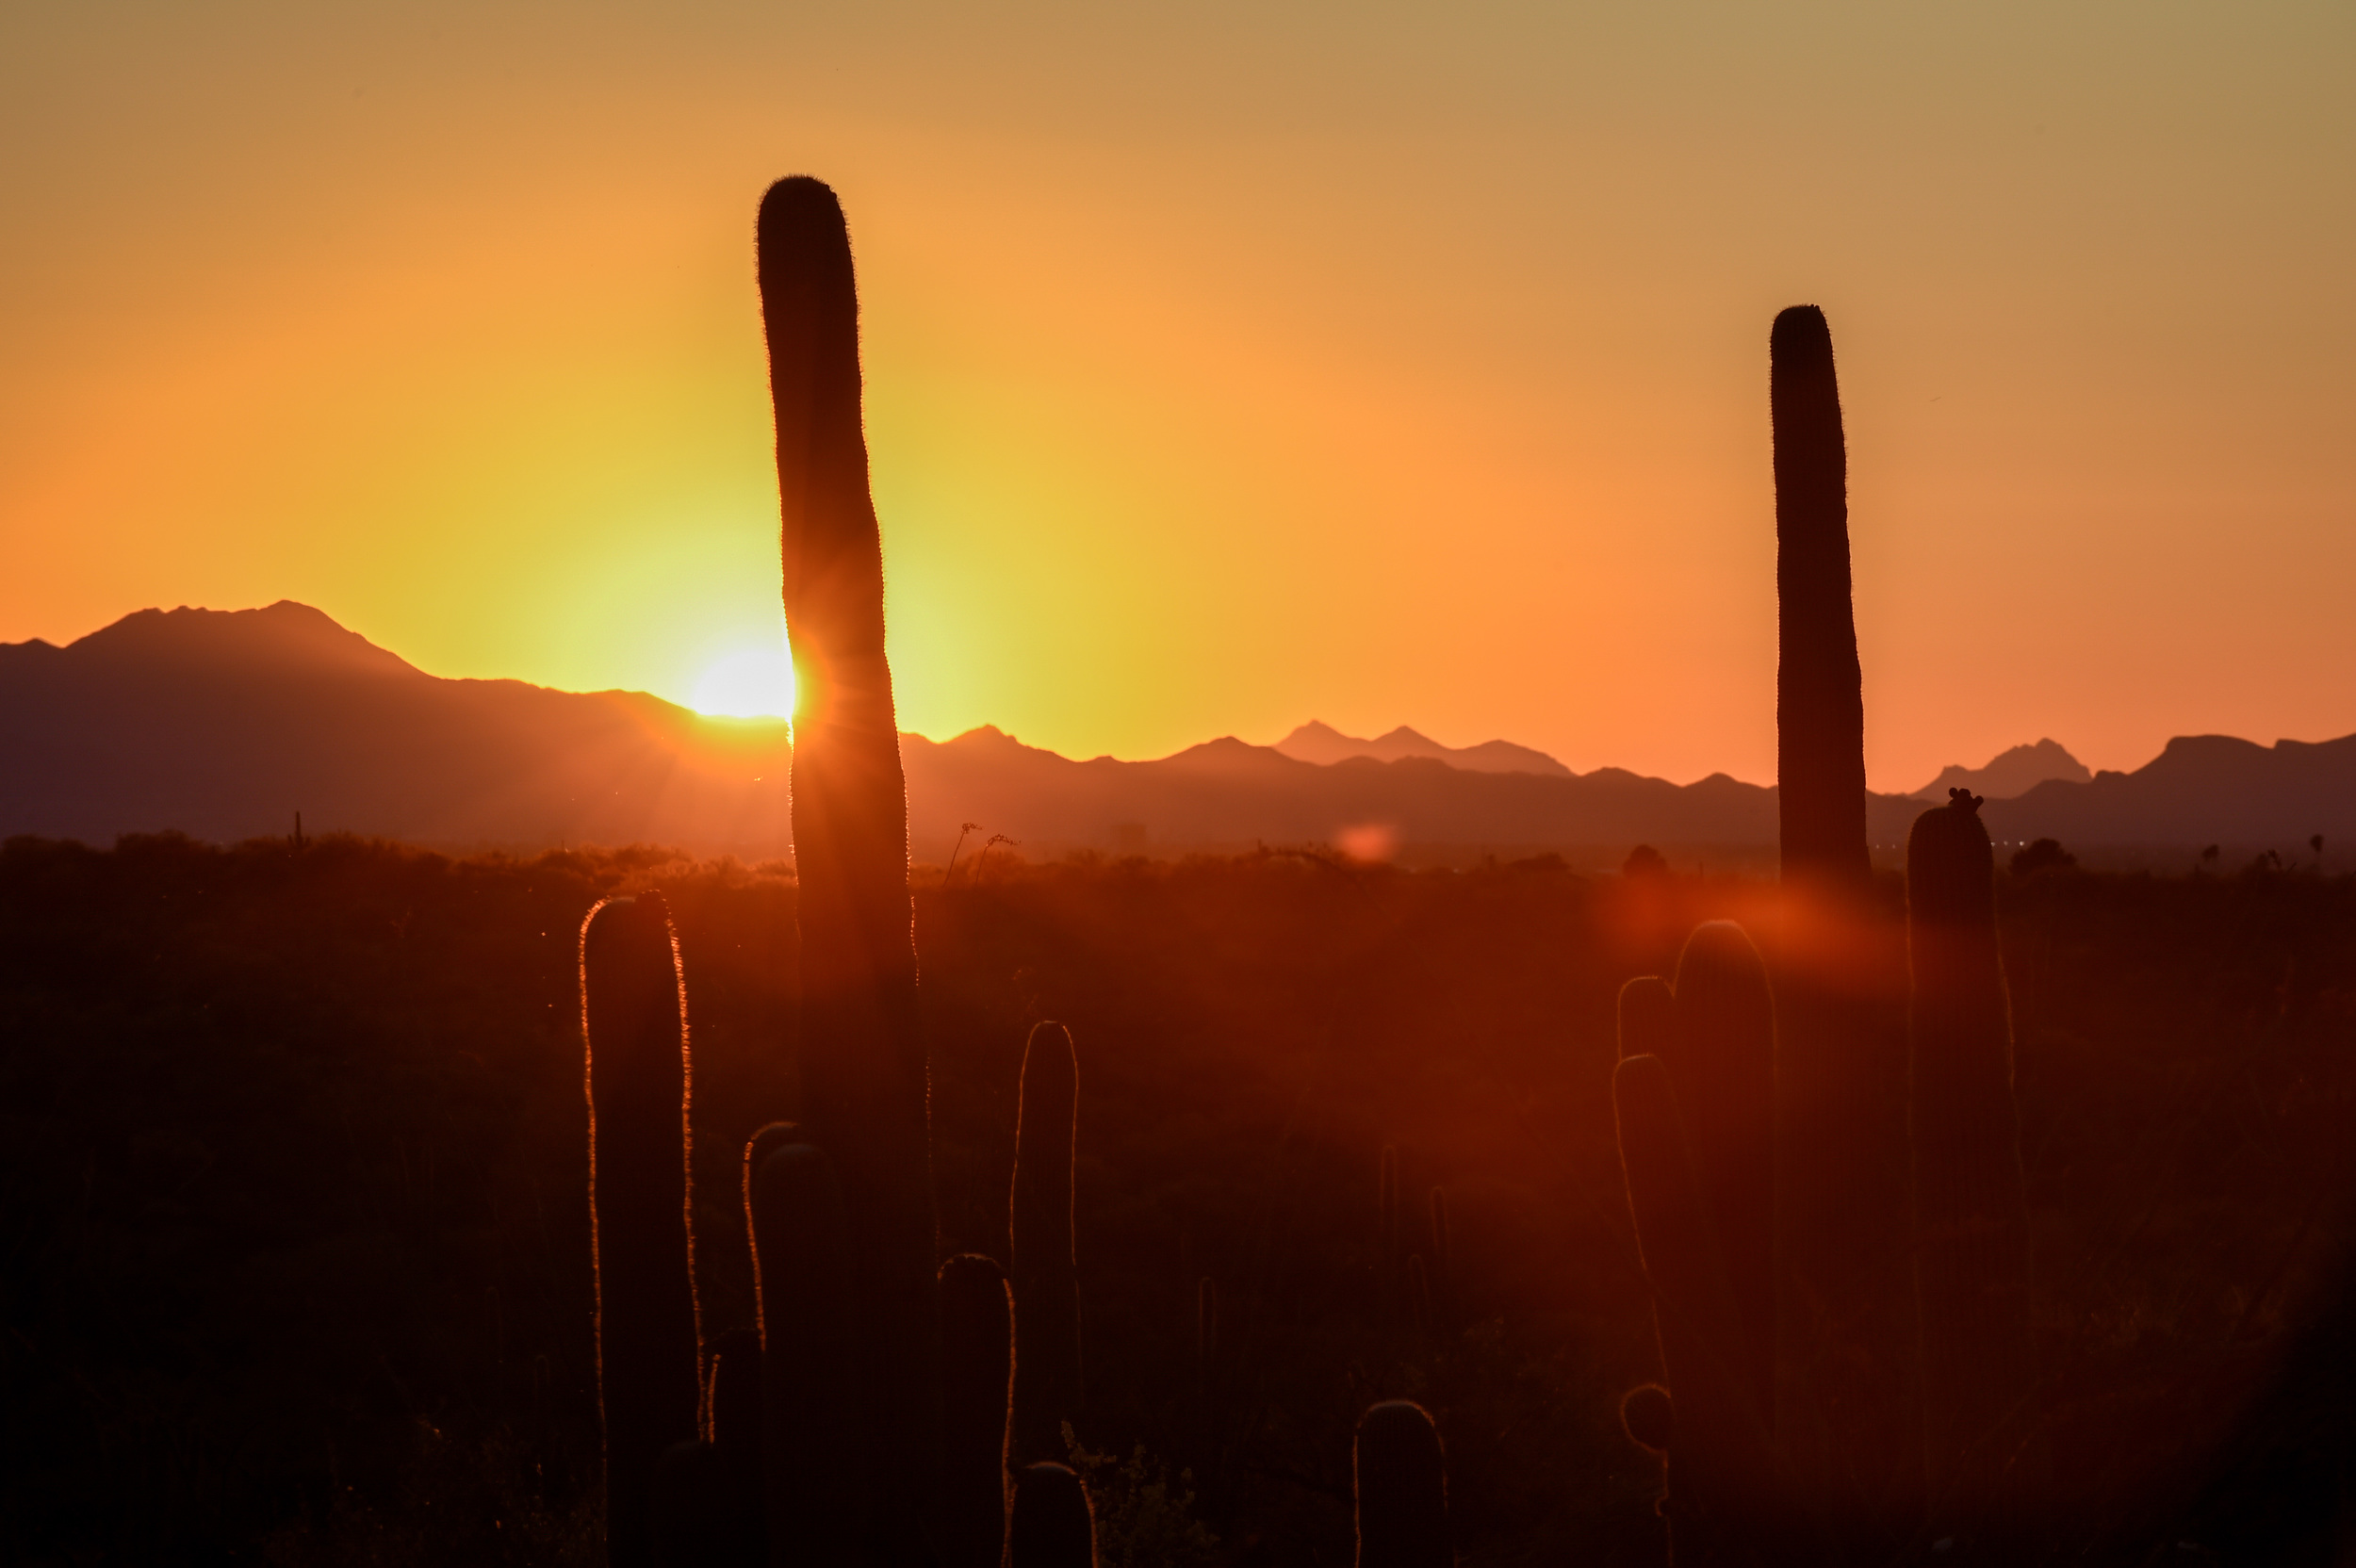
[1770, 303, 1868, 896]
[1010, 1021, 1084, 1466]
[757, 175, 940, 1527]
[581, 892, 703, 1568]
[1768, 303, 1918, 1553]
[1907, 792, 2037, 1547]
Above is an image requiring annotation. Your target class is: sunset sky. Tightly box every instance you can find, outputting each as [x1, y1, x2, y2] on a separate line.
[4, 2, 2350, 792]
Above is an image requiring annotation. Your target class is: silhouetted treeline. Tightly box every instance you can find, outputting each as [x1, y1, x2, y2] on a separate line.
[4, 832, 2355, 1562]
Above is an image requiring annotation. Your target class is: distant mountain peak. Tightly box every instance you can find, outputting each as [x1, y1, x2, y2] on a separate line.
[1272, 721, 1572, 777]
[52, 601, 421, 679]
[1911, 738, 2091, 801]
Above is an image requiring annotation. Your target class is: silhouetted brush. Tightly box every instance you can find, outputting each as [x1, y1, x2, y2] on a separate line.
[747, 1142, 863, 1564]
[1352, 1400, 1451, 1568]
[937, 1253, 1014, 1568]
[1908, 789, 2036, 1545]
[1771, 303, 1868, 895]
[1007, 1462, 1096, 1568]
[582, 891, 702, 1568]
[1009, 1021, 1084, 1466]
[758, 174, 940, 1532]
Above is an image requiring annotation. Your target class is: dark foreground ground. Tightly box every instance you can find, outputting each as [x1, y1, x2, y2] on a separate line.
[4, 833, 2355, 1564]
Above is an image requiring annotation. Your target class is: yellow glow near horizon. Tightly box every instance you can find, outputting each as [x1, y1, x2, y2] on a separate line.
[3, 4, 2352, 790]
[691, 647, 795, 719]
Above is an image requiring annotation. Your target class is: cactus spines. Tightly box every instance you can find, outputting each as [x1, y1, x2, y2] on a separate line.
[1352, 1399, 1451, 1568]
[1009, 1021, 1084, 1466]
[1907, 790, 2036, 1542]
[1770, 302, 1867, 896]
[1007, 1462, 1097, 1568]
[758, 175, 940, 1522]
[581, 891, 702, 1568]
[747, 1141, 864, 1564]
[937, 1253, 1015, 1568]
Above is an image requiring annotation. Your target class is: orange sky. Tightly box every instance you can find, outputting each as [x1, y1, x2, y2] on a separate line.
[4, 2, 2350, 792]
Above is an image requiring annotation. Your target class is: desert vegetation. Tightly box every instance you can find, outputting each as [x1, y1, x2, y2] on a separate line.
[5, 179, 2354, 1568]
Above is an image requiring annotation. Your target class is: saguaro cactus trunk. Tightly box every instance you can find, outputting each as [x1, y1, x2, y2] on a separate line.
[757, 174, 940, 1532]
[1766, 303, 1919, 1556]
[1009, 1021, 1084, 1466]
[581, 892, 702, 1568]
[1908, 792, 2037, 1548]
[1771, 303, 1868, 897]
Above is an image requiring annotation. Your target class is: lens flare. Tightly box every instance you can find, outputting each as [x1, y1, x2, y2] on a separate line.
[691, 647, 795, 718]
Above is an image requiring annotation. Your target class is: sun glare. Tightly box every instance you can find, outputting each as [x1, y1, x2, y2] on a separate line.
[692, 647, 795, 718]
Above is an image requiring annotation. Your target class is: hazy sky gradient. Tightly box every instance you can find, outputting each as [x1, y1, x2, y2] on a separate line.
[5, 1, 2350, 790]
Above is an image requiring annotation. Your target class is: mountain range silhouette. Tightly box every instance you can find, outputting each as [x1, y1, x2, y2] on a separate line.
[3, 603, 2348, 866]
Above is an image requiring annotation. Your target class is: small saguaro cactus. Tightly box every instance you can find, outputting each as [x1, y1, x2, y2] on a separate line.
[1353, 1400, 1452, 1568]
[1007, 1462, 1097, 1568]
[1010, 1021, 1084, 1467]
[748, 1140, 865, 1564]
[581, 891, 702, 1568]
[938, 1252, 1016, 1568]
[1907, 790, 2037, 1547]
[1656, 922, 1776, 1418]
[759, 173, 941, 1531]
[1612, 1048, 1774, 1564]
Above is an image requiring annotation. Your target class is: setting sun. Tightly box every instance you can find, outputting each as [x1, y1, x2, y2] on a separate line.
[691, 645, 794, 719]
